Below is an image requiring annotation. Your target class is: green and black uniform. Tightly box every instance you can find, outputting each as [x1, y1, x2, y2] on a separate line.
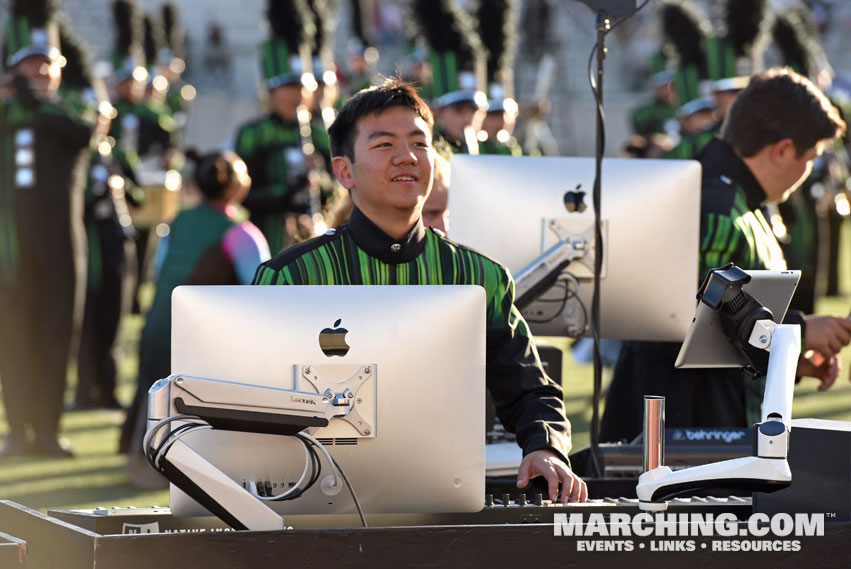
[434, 125, 476, 155]
[235, 113, 313, 254]
[661, 124, 720, 161]
[120, 202, 254, 453]
[109, 99, 144, 183]
[0, 93, 94, 446]
[601, 138, 801, 443]
[308, 116, 340, 206]
[631, 100, 678, 138]
[253, 206, 572, 461]
[59, 87, 137, 408]
[479, 135, 523, 156]
[76, 147, 137, 408]
[136, 99, 179, 158]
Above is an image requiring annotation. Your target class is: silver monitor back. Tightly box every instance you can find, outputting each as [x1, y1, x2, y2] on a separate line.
[449, 155, 701, 341]
[169, 285, 486, 516]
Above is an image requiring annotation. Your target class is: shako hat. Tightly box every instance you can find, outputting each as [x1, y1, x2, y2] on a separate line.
[413, 0, 487, 110]
[260, 0, 315, 89]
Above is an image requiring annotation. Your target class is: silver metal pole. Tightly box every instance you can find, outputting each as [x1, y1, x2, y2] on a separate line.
[643, 396, 665, 472]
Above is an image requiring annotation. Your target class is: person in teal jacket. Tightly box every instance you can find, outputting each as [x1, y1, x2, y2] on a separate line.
[120, 150, 270, 476]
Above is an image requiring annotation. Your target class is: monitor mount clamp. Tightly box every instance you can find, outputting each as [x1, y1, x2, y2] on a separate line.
[636, 264, 798, 511]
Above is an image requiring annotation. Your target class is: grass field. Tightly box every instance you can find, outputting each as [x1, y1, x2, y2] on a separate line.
[1, 224, 850, 513]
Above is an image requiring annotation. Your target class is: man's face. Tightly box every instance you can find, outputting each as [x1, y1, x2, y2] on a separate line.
[422, 176, 449, 233]
[770, 141, 823, 203]
[436, 101, 483, 141]
[713, 90, 740, 120]
[481, 111, 507, 139]
[681, 109, 716, 135]
[333, 107, 434, 220]
[16, 54, 61, 96]
[348, 54, 366, 75]
[115, 77, 144, 103]
[270, 83, 305, 120]
[655, 82, 676, 106]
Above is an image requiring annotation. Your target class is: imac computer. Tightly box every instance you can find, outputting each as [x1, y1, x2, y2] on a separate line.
[448, 155, 702, 341]
[164, 285, 486, 519]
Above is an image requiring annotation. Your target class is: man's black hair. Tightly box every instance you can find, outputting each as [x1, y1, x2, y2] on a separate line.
[328, 77, 434, 161]
[186, 149, 240, 200]
[722, 67, 845, 157]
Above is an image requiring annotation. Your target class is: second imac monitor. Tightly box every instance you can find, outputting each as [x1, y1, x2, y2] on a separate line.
[449, 155, 702, 341]
[168, 285, 487, 517]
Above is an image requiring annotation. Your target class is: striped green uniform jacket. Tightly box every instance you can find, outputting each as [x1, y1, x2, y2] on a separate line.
[698, 138, 787, 278]
[479, 137, 523, 157]
[235, 113, 321, 254]
[433, 125, 476, 155]
[631, 100, 678, 138]
[253, 207, 572, 461]
[698, 137, 789, 423]
[0, 97, 92, 288]
[661, 125, 720, 161]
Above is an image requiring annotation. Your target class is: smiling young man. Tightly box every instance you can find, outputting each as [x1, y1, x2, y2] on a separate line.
[253, 78, 587, 503]
[602, 67, 851, 443]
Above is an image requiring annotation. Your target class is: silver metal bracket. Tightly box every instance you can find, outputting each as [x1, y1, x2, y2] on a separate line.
[299, 364, 376, 437]
[544, 218, 606, 279]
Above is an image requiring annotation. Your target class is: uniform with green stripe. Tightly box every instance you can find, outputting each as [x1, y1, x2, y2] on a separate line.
[662, 127, 718, 161]
[698, 140, 786, 277]
[63, 87, 137, 407]
[0, 91, 94, 448]
[253, 207, 572, 461]
[631, 101, 678, 138]
[255, 218, 517, 330]
[0, 98, 91, 285]
[698, 137, 788, 423]
[235, 113, 325, 254]
[479, 136, 523, 157]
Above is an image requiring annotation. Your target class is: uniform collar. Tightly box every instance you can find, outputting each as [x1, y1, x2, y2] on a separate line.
[698, 137, 766, 211]
[346, 206, 427, 263]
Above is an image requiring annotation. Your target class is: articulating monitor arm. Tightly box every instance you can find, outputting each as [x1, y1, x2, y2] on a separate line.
[637, 265, 798, 511]
[144, 369, 373, 530]
[513, 220, 598, 311]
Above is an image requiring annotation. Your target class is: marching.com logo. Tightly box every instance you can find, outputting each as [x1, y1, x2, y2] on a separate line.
[554, 512, 824, 552]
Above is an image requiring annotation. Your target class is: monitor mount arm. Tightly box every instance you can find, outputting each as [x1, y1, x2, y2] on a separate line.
[636, 265, 798, 511]
[145, 366, 374, 530]
[513, 220, 597, 312]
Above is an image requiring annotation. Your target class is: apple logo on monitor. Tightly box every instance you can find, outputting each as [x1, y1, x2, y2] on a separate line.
[319, 319, 350, 357]
[564, 183, 587, 213]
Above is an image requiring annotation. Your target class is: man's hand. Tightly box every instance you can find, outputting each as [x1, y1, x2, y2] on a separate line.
[516, 449, 588, 504]
[797, 350, 840, 391]
[803, 315, 851, 356]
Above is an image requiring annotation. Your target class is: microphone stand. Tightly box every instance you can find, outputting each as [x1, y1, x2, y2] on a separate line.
[589, 9, 610, 480]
